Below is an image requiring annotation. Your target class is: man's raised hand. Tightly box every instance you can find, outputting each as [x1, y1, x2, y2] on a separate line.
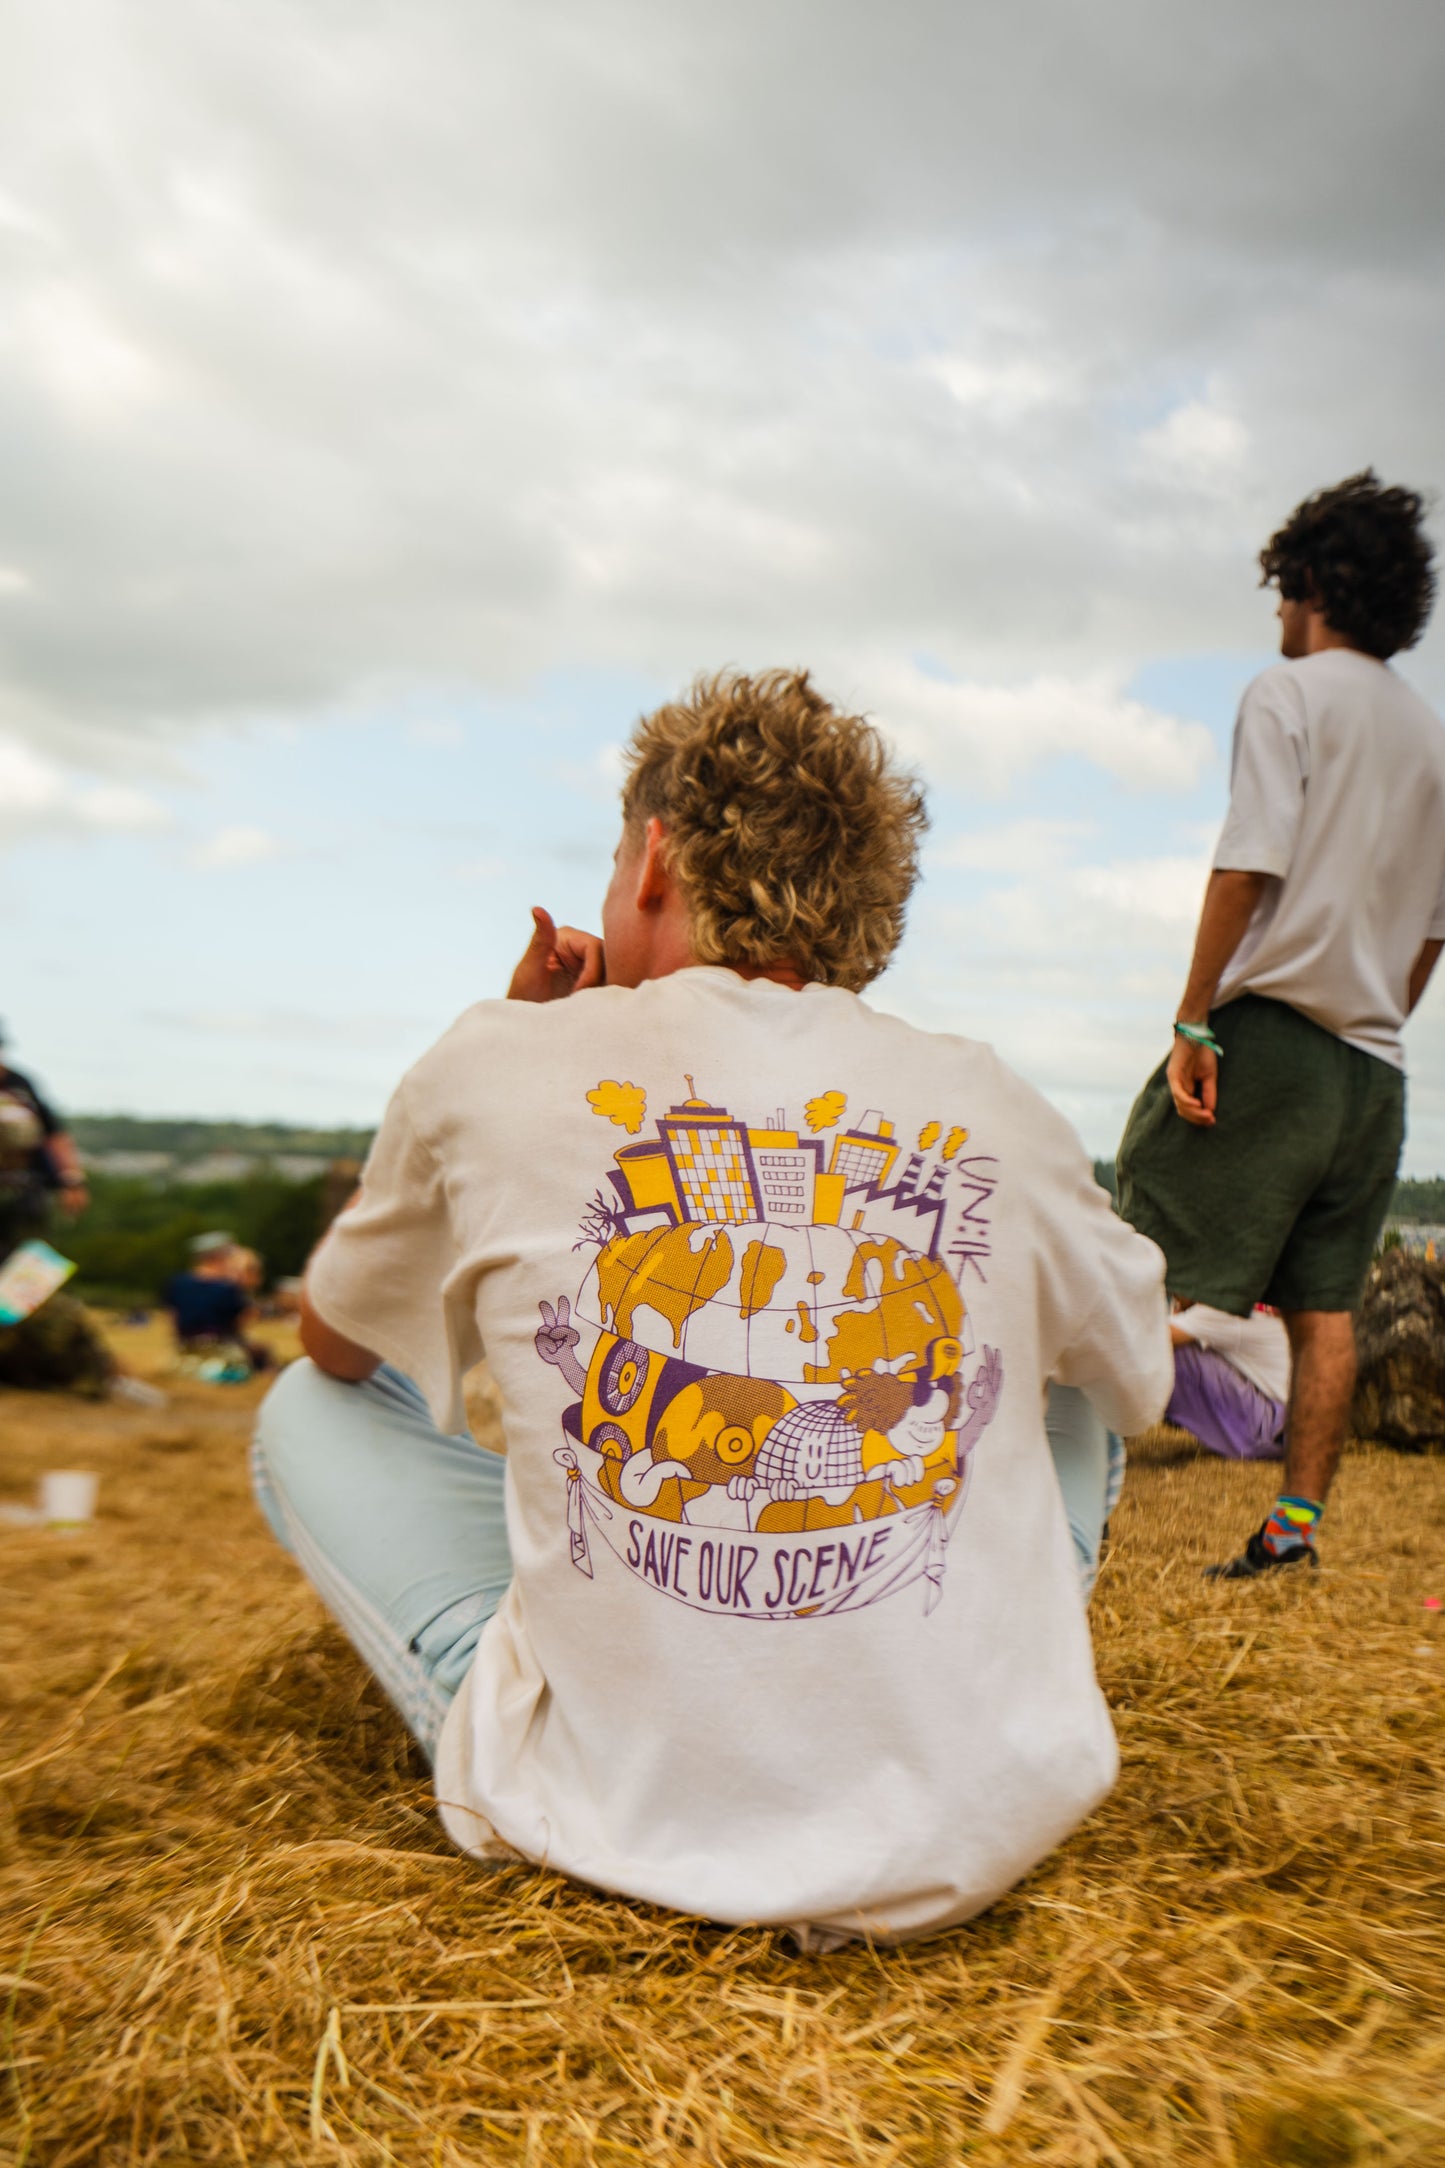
[508, 907, 606, 1002]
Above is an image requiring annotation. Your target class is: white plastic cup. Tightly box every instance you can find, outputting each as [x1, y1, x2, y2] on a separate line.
[39, 1470, 98, 1526]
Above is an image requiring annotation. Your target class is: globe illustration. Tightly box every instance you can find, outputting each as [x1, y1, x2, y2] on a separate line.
[576, 1218, 965, 1389]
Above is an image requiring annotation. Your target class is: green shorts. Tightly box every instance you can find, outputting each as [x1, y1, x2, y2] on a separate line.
[1117, 995, 1404, 1316]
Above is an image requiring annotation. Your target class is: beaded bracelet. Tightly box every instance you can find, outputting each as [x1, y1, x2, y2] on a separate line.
[1173, 1021, 1224, 1058]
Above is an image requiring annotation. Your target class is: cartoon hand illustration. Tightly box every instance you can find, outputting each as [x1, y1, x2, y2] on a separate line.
[769, 1478, 801, 1503]
[953, 1345, 1004, 1458]
[726, 1474, 762, 1501]
[966, 1345, 1003, 1424]
[618, 1446, 694, 1509]
[884, 1453, 926, 1491]
[535, 1297, 587, 1396]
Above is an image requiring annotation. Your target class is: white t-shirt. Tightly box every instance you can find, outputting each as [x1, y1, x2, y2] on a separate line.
[309, 968, 1171, 1946]
[1213, 649, 1445, 1067]
[1172, 1303, 1290, 1405]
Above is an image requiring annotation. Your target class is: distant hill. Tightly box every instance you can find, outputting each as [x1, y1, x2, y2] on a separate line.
[71, 1115, 373, 1160]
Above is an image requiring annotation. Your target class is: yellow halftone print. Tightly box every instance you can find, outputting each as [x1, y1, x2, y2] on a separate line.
[804, 1090, 847, 1133]
[918, 1120, 941, 1150]
[942, 1125, 969, 1160]
[587, 1080, 647, 1135]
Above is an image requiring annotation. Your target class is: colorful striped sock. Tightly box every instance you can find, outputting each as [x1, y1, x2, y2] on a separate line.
[1261, 1494, 1323, 1558]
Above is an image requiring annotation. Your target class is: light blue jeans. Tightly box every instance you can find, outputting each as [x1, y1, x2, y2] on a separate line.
[252, 1364, 1122, 1765]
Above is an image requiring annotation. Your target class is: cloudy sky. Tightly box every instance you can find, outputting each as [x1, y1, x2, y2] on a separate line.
[4, 1, 1445, 1165]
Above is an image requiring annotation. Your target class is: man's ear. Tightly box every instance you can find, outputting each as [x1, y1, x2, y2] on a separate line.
[635, 817, 671, 909]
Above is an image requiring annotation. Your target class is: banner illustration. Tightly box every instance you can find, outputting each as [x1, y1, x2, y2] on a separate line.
[536, 1081, 1002, 1619]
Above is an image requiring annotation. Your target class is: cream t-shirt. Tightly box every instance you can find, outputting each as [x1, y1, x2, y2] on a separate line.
[1172, 1303, 1290, 1405]
[1213, 649, 1445, 1066]
[309, 968, 1171, 1946]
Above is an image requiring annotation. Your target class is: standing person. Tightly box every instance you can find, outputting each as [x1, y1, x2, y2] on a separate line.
[1118, 472, 1444, 1579]
[0, 1024, 118, 1396]
[252, 670, 1171, 1947]
[0, 1023, 89, 1260]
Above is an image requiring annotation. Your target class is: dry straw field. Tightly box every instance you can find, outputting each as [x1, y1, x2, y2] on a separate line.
[3, 1315, 1443, 2166]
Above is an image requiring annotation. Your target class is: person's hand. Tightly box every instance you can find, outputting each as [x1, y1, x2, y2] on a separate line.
[1167, 1032, 1218, 1127]
[56, 1180, 89, 1218]
[508, 907, 605, 1001]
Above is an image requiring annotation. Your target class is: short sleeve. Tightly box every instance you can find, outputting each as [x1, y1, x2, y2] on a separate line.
[306, 1077, 483, 1433]
[1212, 671, 1309, 880]
[6, 1070, 59, 1135]
[1030, 1105, 1172, 1436]
[1429, 864, 1445, 941]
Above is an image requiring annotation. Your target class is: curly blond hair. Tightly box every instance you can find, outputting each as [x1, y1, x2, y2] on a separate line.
[620, 670, 927, 990]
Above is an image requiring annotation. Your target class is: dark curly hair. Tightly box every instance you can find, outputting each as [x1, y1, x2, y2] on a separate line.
[1258, 470, 1437, 659]
[621, 670, 927, 990]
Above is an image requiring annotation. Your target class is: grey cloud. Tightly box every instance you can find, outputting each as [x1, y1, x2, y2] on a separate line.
[1, 0, 1442, 769]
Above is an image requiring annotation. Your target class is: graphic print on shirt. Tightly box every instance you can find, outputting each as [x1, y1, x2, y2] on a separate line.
[535, 1080, 1002, 1619]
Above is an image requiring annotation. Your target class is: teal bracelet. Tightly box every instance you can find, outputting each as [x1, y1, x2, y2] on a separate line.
[1174, 1021, 1224, 1058]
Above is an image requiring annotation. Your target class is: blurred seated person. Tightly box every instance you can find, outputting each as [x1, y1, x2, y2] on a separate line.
[1166, 1298, 1289, 1461]
[164, 1233, 273, 1375]
[0, 1021, 88, 1261]
[0, 1025, 116, 1396]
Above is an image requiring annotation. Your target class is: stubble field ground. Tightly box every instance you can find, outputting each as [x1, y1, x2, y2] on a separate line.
[2, 1313, 1443, 2166]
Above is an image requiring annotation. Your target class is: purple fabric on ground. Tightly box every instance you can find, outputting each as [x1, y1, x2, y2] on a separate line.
[1167, 1341, 1285, 1461]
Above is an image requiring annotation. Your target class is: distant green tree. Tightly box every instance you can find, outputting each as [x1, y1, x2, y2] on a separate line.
[1392, 1176, 1445, 1222]
[60, 1172, 327, 1305]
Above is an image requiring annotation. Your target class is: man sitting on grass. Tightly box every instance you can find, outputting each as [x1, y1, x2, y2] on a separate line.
[254, 670, 1170, 1947]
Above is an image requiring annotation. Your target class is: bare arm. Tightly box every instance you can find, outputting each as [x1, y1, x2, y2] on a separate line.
[1407, 937, 1443, 1015]
[1169, 1323, 1197, 1348]
[1166, 869, 1269, 1128]
[46, 1129, 90, 1216]
[1177, 870, 1269, 1022]
[299, 1286, 380, 1381]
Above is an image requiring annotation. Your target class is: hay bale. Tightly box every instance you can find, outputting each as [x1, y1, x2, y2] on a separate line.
[1351, 1248, 1445, 1452]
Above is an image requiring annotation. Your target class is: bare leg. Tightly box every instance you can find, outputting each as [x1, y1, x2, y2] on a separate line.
[1205, 1307, 1356, 1578]
[1280, 1309, 1357, 1504]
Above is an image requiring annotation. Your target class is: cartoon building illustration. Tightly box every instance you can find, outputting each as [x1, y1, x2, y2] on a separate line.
[658, 1084, 761, 1224]
[745, 1113, 824, 1223]
[828, 1110, 899, 1194]
[846, 1151, 949, 1255]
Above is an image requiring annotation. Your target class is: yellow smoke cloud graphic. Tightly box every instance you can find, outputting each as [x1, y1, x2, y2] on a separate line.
[942, 1125, 969, 1160]
[587, 1080, 647, 1135]
[918, 1120, 941, 1149]
[804, 1090, 847, 1133]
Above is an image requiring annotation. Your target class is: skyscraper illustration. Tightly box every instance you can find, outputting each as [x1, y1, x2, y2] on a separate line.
[658, 1082, 761, 1223]
[828, 1110, 899, 1193]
